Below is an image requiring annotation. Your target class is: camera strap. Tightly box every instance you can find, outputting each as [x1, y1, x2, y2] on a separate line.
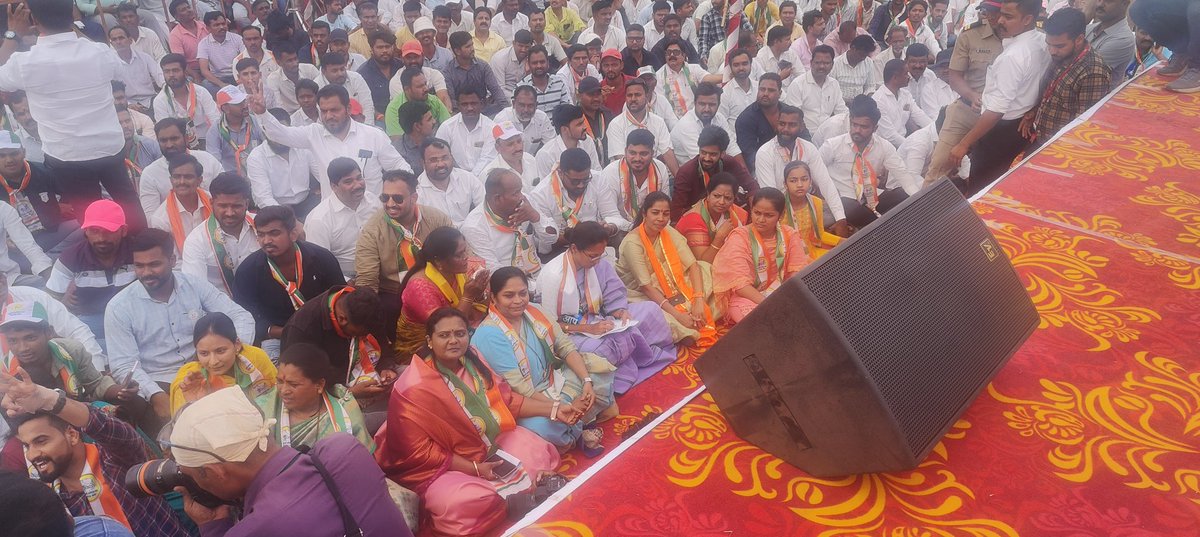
[294, 446, 363, 537]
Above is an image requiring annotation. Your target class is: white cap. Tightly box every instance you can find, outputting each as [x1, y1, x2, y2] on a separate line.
[491, 120, 522, 141]
[413, 16, 435, 36]
[0, 130, 21, 150]
[171, 387, 276, 467]
[216, 85, 249, 107]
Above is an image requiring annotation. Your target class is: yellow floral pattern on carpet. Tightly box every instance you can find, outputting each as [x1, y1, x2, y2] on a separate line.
[990, 352, 1200, 504]
[1036, 123, 1200, 182]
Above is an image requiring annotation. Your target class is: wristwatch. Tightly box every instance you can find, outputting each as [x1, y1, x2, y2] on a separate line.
[49, 388, 68, 414]
[4, 31, 17, 41]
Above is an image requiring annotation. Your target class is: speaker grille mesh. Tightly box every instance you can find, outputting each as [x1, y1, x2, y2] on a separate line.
[800, 182, 1036, 456]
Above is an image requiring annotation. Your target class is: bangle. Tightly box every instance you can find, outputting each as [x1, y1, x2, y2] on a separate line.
[472, 461, 479, 476]
[550, 401, 560, 422]
[583, 377, 593, 384]
[658, 298, 670, 308]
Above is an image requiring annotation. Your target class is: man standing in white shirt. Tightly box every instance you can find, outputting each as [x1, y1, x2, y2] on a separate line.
[181, 173, 259, 296]
[436, 87, 499, 176]
[872, 59, 933, 148]
[819, 95, 920, 228]
[783, 44, 848, 135]
[305, 158, 382, 278]
[316, 52, 376, 124]
[479, 121, 542, 190]
[460, 168, 555, 277]
[949, 0, 1049, 195]
[245, 109, 319, 217]
[139, 118, 224, 215]
[752, 105, 848, 238]
[248, 84, 412, 198]
[0, 0, 147, 231]
[416, 138, 486, 222]
[671, 82, 741, 164]
[606, 78, 679, 174]
[580, 0, 627, 50]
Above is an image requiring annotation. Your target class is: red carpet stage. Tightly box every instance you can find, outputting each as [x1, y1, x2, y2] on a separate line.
[500, 70, 1200, 537]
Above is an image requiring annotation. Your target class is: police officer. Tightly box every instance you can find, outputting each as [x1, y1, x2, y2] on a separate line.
[923, 0, 1004, 186]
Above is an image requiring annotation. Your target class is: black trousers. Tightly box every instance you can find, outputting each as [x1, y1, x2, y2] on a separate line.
[841, 189, 909, 229]
[46, 153, 147, 232]
[967, 118, 1030, 197]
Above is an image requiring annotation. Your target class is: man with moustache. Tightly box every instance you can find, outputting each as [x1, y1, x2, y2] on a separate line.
[305, 158, 382, 278]
[139, 118, 224, 215]
[670, 126, 758, 221]
[182, 173, 259, 297]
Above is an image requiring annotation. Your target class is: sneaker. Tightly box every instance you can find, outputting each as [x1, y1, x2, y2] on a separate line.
[1165, 67, 1200, 93]
[1158, 54, 1189, 78]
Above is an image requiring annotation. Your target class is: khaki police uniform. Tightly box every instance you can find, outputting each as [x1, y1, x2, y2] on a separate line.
[923, 18, 1003, 186]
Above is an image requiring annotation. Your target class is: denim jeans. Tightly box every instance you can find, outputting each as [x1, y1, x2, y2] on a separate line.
[1130, 0, 1200, 58]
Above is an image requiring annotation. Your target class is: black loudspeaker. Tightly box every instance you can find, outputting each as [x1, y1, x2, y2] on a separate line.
[694, 179, 1038, 477]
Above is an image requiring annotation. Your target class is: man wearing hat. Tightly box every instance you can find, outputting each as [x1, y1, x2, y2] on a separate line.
[205, 86, 265, 175]
[577, 76, 615, 161]
[389, 39, 454, 112]
[328, 28, 368, 71]
[636, 66, 682, 130]
[599, 48, 634, 115]
[491, 30, 536, 98]
[0, 365, 191, 537]
[168, 387, 412, 536]
[0, 301, 121, 404]
[45, 200, 136, 344]
[923, 0, 1002, 186]
[0, 130, 72, 254]
[479, 120, 542, 190]
[414, 15, 455, 72]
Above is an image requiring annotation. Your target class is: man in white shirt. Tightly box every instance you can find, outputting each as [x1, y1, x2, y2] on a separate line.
[316, 52, 376, 123]
[909, 48, 958, 120]
[492, 0, 531, 42]
[598, 129, 671, 229]
[656, 37, 723, 120]
[753, 105, 848, 233]
[139, 118, 224, 215]
[0, 0, 146, 230]
[490, 30, 534, 99]
[248, 84, 412, 198]
[830, 35, 879, 103]
[416, 138, 486, 222]
[606, 78, 679, 174]
[901, 0, 944, 56]
[812, 110, 849, 147]
[529, 147, 623, 255]
[115, 3, 167, 61]
[245, 109, 319, 217]
[105, 228, 254, 417]
[872, 58, 933, 148]
[493, 86, 556, 155]
[153, 54, 221, 150]
[949, 0, 1049, 195]
[181, 173, 259, 296]
[754, 25, 803, 88]
[535, 104, 603, 178]
[233, 25, 279, 81]
[460, 168, 556, 277]
[479, 121, 542, 190]
[784, 44, 848, 134]
[435, 87, 500, 176]
[671, 82, 741, 164]
[266, 42, 322, 114]
[898, 110, 970, 182]
[580, 0, 627, 50]
[720, 49, 759, 145]
[305, 158, 382, 278]
[819, 95, 920, 228]
[109, 26, 164, 109]
[0, 200, 51, 287]
[148, 154, 211, 250]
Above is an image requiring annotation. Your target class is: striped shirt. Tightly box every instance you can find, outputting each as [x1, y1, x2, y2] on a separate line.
[830, 53, 878, 102]
[519, 73, 572, 114]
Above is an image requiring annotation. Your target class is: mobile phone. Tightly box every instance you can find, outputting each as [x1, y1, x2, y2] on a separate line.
[485, 452, 519, 481]
[121, 371, 135, 388]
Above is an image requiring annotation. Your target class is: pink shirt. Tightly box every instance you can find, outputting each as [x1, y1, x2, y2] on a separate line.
[168, 21, 209, 69]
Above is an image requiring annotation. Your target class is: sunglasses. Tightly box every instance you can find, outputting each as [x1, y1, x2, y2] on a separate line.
[379, 194, 407, 204]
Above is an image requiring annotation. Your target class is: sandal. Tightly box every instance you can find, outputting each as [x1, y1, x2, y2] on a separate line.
[579, 425, 605, 458]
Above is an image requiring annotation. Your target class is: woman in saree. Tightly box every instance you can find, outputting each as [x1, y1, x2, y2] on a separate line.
[375, 308, 566, 536]
[616, 191, 717, 346]
[713, 187, 812, 324]
[255, 342, 375, 451]
[394, 226, 490, 358]
[534, 221, 677, 395]
[674, 172, 748, 262]
[782, 161, 843, 258]
[472, 267, 617, 452]
[170, 312, 276, 416]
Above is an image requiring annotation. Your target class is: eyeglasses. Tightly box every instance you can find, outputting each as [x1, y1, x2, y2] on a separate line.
[159, 440, 230, 463]
[665, 50, 683, 57]
[379, 194, 407, 204]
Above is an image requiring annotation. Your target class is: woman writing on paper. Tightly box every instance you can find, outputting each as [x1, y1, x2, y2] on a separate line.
[535, 222, 676, 395]
[713, 187, 811, 324]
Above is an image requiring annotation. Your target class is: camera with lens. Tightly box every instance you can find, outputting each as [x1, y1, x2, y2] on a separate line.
[125, 459, 227, 509]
